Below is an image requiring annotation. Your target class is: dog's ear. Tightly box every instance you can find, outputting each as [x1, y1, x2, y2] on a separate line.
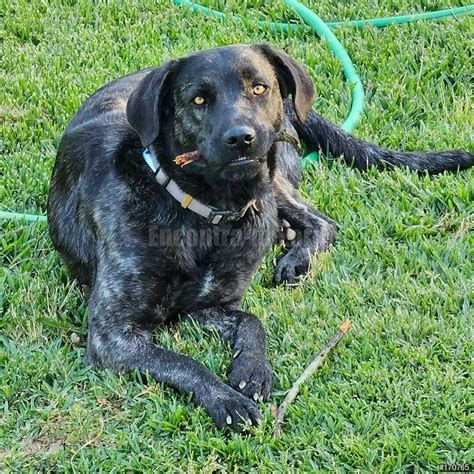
[126, 61, 175, 147]
[255, 44, 315, 123]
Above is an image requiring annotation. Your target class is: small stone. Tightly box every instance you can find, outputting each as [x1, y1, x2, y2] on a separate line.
[239, 381, 247, 389]
[70, 332, 80, 345]
[253, 393, 259, 401]
[226, 415, 232, 425]
[281, 219, 291, 228]
[286, 228, 297, 241]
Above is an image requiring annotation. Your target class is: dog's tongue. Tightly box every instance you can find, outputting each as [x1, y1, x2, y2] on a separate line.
[174, 150, 201, 167]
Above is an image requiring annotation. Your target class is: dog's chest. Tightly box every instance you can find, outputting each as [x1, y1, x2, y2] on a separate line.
[198, 270, 215, 298]
[168, 210, 276, 310]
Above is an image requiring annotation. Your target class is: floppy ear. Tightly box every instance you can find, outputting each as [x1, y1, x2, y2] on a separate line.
[255, 44, 315, 123]
[126, 61, 175, 147]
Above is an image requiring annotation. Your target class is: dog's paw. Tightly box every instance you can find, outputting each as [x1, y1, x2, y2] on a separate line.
[228, 351, 272, 402]
[202, 385, 262, 431]
[274, 251, 310, 285]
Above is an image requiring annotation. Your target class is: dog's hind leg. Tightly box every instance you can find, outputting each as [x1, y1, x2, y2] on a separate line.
[84, 279, 262, 430]
[273, 173, 338, 284]
[185, 306, 272, 402]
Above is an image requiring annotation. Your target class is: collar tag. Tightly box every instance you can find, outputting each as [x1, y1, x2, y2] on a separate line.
[142, 148, 158, 173]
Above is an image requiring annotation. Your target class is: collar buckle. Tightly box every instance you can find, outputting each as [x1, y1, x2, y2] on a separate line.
[207, 199, 256, 225]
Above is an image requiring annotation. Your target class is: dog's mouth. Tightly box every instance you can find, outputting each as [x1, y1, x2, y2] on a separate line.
[174, 129, 300, 170]
[228, 156, 256, 167]
[174, 150, 261, 169]
[174, 148, 266, 182]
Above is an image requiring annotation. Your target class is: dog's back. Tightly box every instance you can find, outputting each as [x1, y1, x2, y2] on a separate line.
[47, 70, 152, 285]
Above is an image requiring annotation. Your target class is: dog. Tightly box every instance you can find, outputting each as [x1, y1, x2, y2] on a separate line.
[47, 44, 473, 430]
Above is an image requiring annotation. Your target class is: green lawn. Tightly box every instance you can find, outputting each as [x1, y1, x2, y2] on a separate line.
[1, 1, 473, 471]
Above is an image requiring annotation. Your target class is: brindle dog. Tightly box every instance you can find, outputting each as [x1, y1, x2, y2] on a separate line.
[47, 44, 473, 430]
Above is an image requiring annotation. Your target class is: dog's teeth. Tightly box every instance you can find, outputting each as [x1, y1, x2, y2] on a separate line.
[226, 415, 232, 425]
[239, 381, 247, 389]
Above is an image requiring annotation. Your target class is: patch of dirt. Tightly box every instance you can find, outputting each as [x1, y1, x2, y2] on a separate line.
[21, 436, 64, 457]
[0, 105, 25, 124]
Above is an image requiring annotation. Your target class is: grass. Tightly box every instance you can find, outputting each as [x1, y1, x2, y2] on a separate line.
[1, 0, 473, 471]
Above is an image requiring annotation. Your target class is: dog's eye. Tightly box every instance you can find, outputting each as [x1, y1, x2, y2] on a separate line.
[193, 96, 205, 105]
[253, 84, 267, 95]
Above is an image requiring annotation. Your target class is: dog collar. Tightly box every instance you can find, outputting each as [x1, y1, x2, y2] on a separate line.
[142, 148, 258, 225]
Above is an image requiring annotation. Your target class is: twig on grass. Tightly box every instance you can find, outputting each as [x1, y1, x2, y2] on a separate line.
[273, 320, 350, 437]
[70, 417, 104, 463]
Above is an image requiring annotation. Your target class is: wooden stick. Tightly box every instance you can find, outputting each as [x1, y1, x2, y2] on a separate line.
[174, 150, 201, 167]
[273, 320, 350, 437]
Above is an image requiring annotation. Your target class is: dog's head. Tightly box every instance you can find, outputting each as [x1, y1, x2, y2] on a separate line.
[126, 45, 315, 183]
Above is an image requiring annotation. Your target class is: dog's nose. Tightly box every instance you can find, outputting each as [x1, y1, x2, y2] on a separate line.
[223, 126, 256, 148]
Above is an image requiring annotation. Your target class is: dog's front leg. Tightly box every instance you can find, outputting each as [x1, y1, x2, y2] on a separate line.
[273, 173, 338, 284]
[84, 284, 262, 430]
[186, 306, 272, 402]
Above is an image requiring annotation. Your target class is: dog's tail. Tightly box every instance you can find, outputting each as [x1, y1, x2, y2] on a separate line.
[290, 107, 473, 174]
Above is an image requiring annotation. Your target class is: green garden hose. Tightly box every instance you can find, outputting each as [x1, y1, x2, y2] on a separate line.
[174, 1, 474, 31]
[2, 1, 473, 223]
[0, 210, 47, 223]
[281, 0, 365, 153]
